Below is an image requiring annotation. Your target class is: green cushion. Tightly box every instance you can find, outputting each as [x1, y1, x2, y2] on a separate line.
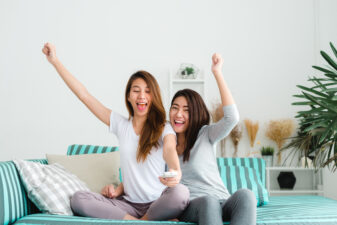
[218, 165, 269, 206]
[217, 157, 266, 187]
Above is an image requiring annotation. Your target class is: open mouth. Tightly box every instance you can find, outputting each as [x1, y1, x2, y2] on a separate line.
[136, 103, 147, 111]
[174, 120, 185, 127]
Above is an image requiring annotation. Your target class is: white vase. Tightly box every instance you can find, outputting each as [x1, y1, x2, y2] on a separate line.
[262, 155, 273, 167]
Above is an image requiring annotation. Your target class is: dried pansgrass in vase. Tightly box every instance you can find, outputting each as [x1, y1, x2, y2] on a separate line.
[230, 124, 243, 157]
[211, 102, 226, 156]
[244, 119, 259, 147]
[266, 119, 295, 165]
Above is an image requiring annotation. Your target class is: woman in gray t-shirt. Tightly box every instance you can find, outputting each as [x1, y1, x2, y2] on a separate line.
[165, 53, 257, 225]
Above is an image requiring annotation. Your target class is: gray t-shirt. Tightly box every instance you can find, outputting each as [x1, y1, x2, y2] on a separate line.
[179, 104, 239, 200]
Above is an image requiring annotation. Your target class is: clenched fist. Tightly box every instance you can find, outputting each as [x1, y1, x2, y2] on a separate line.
[42, 42, 58, 65]
[211, 53, 223, 75]
[101, 184, 118, 199]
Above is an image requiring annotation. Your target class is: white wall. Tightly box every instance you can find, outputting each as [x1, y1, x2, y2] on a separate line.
[1, 0, 336, 198]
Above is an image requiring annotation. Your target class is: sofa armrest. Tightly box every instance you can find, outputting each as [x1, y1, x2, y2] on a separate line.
[0, 159, 47, 225]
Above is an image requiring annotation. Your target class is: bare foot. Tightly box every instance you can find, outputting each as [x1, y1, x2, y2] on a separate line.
[123, 214, 139, 220]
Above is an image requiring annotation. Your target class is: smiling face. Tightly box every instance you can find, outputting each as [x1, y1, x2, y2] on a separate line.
[169, 96, 189, 134]
[127, 78, 152, 118]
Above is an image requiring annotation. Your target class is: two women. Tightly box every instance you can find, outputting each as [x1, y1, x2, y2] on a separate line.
[43, 43, 257, 224]
[42, 43, 189, 221]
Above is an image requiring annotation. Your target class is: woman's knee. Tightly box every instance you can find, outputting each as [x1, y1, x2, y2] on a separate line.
[147, 184, 190, 220]
[167, 184, 190, 209]
[70, 191, 94, 215]
[233, 189, 257, 207]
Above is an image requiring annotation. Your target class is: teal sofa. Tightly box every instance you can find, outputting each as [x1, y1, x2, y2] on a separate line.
[1, 145, 337, 225]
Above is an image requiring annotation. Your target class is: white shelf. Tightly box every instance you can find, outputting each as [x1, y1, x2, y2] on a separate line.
[269, 190, 324, 194]
[267, 167, 317, 171]
[266, 167, 323, 196]
[169, 70, 205, 102]
[172, 79, 204, 83]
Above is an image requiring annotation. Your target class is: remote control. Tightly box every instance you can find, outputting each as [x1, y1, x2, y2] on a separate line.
[162, 171, 178, 178]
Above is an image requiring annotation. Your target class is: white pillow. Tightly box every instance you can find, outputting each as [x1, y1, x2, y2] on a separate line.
[46, 151, 120, 193]
[13, 159, 89, 215]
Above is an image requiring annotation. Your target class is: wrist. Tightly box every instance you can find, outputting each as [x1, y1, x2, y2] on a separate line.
[52, 58, 61, 67]
[213, 70, 223, 77]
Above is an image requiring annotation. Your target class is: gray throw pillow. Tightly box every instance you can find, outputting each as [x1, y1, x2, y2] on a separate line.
[13, 159, 89, 215]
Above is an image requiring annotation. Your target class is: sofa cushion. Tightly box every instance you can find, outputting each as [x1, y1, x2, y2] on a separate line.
[67, 144, 123, 182]
[218, 165, 269, 206]
[13, 159, 89, 215]
[217, 157, 266, 186]
[46, 151, 120, 193]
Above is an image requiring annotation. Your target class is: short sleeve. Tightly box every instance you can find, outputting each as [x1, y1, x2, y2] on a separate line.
[161, 122, 176, 141]
[109, 111, 127, 135]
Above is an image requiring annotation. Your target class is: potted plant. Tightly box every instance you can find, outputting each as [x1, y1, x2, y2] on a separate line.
[260, 146, 274, 167]
[281, 42, 337, 172]
[177, 63, 199, 79]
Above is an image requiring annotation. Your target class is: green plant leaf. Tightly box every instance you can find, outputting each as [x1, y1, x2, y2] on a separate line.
[319, 120, 337, 144]
[303, 121, 329, 132]
[323, 88, 337, 92]
[313, 65, 332, 74]
[313, 83, 337, 89]
[321, 50, 337, 71]
[293, 94, 306, 98]
[330, 42, 337, 59]
[292, 101, 316, 106]
[297, 85, 329, 98]
[302, 92, 337, 113]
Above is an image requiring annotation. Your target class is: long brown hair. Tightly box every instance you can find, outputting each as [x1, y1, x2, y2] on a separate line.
[171, 89, 210, 162]
[125, 70, 166, 162]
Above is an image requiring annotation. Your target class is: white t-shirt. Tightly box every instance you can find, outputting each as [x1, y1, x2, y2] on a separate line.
[109, 112, 176, 203]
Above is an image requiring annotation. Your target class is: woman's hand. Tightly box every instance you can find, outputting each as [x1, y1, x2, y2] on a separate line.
[211, 53, 223, 75]
[101, 184, 118, 198]
[42, 42, 58, 65]
[159, 169, 182, 188]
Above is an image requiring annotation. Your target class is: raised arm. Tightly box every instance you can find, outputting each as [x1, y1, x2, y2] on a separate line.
[42, 43, 111, 126]
[211, 53, 235, 106]
[208, 53, 239, 144]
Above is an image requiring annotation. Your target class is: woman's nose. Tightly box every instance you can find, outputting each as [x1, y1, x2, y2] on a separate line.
[138, 91, 146, 99]
[176, 109, 183, 117]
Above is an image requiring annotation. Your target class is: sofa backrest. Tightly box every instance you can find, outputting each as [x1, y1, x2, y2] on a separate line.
[0, 159, 46, 225]
[67, 144, 119, 155]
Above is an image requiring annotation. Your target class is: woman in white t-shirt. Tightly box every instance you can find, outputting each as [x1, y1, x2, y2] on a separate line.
[42, 43, 189, 221]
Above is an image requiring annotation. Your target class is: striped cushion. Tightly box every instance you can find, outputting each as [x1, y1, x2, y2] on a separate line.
[13, 196, 337, 225]
[217, 157, 266, 187]
[15, 214, 195, 225]
[67, 145, 119, 155]
[219, 165, 269, 206]
[0, 159, 46, 225]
